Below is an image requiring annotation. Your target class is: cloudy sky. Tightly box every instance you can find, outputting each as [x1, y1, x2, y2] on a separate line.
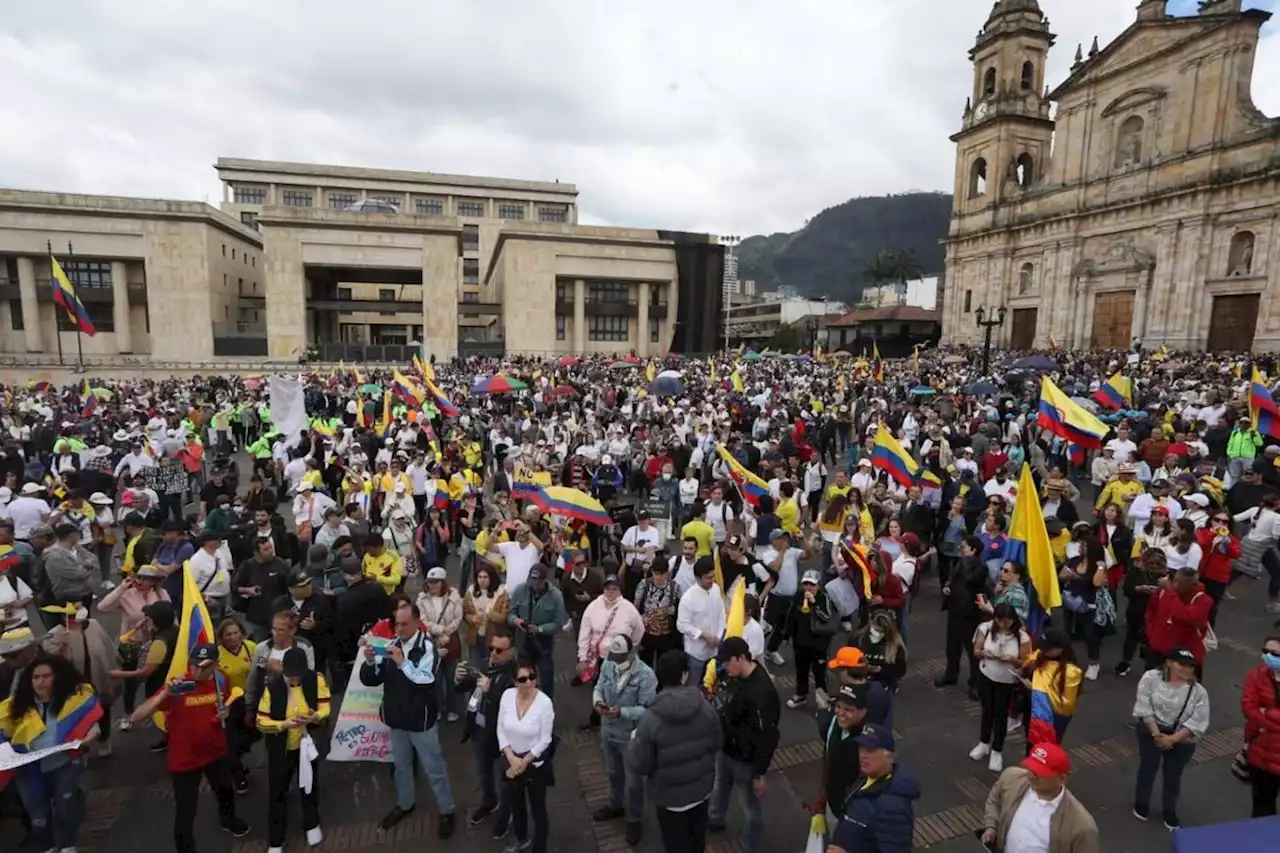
[1, 0, 1276, 237]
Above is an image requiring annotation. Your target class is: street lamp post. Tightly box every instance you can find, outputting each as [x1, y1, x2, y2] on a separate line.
[974, 305, 1007, 375]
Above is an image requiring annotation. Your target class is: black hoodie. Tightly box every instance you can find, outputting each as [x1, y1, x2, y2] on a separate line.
[629, 685, 722, 808]
[717, 663, 781, 777]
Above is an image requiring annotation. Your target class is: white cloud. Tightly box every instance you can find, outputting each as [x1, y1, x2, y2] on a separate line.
[0, 0, 1276, 235]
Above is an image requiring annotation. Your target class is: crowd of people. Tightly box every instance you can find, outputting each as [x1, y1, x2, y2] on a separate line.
[1, 342, 1279, 853]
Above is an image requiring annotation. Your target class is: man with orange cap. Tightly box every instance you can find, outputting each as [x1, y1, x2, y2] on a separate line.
[826, 647, 891, 729]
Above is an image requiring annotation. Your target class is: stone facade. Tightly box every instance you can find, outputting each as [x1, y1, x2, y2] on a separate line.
[942, 0, 1280, 352]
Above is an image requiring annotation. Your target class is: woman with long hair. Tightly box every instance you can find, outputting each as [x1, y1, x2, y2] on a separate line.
[217, 616, 258, 793]
[980, 560, 1030, 625]
[968, 603, 1032, 773]
[853, 610, 908, 693]
[461, 564, 509, 668]
[497, 657, 555, 853]
[456, 492, 483, 592]
[1131, 648, 1209, 829]
[417, 567, 464, 722]
[1234, 492, 1280, 613]
[874, 517, 904, 561]
[1018, 628, 1083, 750]
[1115, 548, 1167, 678]
[1061, 535, 1111, 681]
[1132, 507, 1174, 562]
[1196, 508, 1241, 625]
[1164, 518, 1203, 574]
[0, 653, 101, 852]
[1094, 502, 1133, 590]
[415, 505, 451, 573]
[816, 494, 851, 574]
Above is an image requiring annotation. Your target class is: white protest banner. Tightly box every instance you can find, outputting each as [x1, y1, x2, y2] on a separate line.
[0, 740, 82, 772]
[327, 653, 392, 763]
[269, 375, 308, 452]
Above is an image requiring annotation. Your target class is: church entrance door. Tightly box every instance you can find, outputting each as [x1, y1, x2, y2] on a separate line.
[1090, 291, 1134, 350]
[1206, 294, 1259, 352]
[1010, 309, 1037, 350]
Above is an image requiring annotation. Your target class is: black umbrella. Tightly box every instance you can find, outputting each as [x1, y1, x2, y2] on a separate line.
[648, 376, 686, 397]
[1009, 355, 1059, 372]
[966, 380, 1000, 396]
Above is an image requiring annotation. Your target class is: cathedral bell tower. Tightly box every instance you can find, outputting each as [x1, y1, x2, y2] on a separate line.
[951, 0, 1056, 215]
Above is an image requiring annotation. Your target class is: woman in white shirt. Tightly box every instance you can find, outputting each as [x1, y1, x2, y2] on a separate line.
[968, 603, 1032, 774]
[1163, 519, 1204, 574]
[498, 659, 555, 853]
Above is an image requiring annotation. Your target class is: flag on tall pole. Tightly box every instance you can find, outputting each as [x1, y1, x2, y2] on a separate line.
[49, 248, 97, 337]
[1004, 463, 1062, 636]
[872, 342, 884, 382]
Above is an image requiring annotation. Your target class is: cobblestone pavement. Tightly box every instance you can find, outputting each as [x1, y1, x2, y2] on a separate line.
[5, 518, 1275, 852]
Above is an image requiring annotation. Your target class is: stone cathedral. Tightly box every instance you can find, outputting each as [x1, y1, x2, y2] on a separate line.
[940, 0, 1280, 353]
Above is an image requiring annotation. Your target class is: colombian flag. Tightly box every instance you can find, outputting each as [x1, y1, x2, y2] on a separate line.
[839, 538, 878, 600]
[703, 577, 747, 692]
[1091, 372, 1131, 411]
[730, 368, 745, 393]
[423, 376, 460, 418]
[0, 681, 103, 790]
[872, 342, 884, 382]
[154, 562, 217, 731]
[391, 370, 425, 407]
[1003, 463, 1062, 636]
[1250, 367, 1280, 438]
[715, 444, 769, 506]
[871, 424, 920, 487]
[50, 256, 97, 336]
[1036, 376, 1108, 450]
[81, 386, 98, 419]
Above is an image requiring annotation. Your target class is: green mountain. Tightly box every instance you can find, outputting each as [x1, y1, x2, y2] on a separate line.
[737, 192, 953, 302]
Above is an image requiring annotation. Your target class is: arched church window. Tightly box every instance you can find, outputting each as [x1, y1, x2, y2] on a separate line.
[1228, 231, 1255, 277]
[1021, 61, 1035, 91]
[1114, 115, 1144, 168]
[1018, 263, 1034, 295]
[970, 158, 988, 198]
[1015, 153, 1034, 188]
[983, 68, 997, 98]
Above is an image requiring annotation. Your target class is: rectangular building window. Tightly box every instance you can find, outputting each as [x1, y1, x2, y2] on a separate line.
[232, 249, 237, 260]
[456, 200, 486, 218]
[252, 257, 256, 267]
[555, 281, 569, 302]
[329, 192, 357, 210]
[57, 301, 113, 332]
[240, 212, 259, 229]
[963, 289, 972, 313]
[9, 301, 23, 330]
[462, 259, 480, 285]
[368, 195, 402, 209]
[649, 317, 660, 343]
[378, 288, 395, 301]
[222, 244, 226, 257]
[461, 224, 479, 251]
[461, 291, 480, 304]
[537, 205, 568, 223]
[237, 277, 243, 292]
[338, 287, 353, 300]
[60, 261, 112, 288]
[588, 281, 629, 303]
[415, 197, 444, 216]
[233, 186, 267, 204]
[281, 189, 313, 207]
[556, 314, 566, 341]
[497, 202, 526, 220]
[589, 315, 629, 342]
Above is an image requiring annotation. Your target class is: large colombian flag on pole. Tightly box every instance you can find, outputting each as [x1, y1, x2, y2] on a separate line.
[1036, 376, 1108, 449]
[50, 256, 97, 336]
[1250, 367, 1280, 439]
[1003, 462, 1062, 637]
[1091, 372, 1131, 412]
[154, 562, 217, 730]
[871, 424, 920, 487]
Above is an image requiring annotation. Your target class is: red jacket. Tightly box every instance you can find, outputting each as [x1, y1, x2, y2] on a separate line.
[1144, 584, 1213, 662]
[1194, 528, 1241, 583]
[1242, 665, 1280, 775]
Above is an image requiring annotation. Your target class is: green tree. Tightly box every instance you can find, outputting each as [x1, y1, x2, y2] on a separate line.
[768, 323, 807, 352]
[890, 248, 924, 287]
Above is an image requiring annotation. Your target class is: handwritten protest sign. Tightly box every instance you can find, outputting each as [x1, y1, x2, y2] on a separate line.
[0, 740, 82, 772]
[327, 651, 392, 763]
[514, 465, 552, 487]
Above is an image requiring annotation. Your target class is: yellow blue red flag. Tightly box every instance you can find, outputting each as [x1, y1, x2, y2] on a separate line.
[1005, 463, 1061, 635]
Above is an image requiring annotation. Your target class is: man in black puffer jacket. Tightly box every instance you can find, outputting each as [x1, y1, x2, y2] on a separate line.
[630, 649, 722, 853]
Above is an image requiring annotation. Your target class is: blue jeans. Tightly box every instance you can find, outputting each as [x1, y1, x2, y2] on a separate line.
[708, 753, 763, 853]
[600, 736, 644, 821]
[1134, 728, 1196, 814]
[687, 655, 710, 687]
[472, 736, 508, 819]
[390, 727, 455, 814]
[15, 759, 86, 851]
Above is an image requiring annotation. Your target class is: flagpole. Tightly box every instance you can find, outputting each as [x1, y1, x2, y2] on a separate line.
[68, 241, 84, 370]
[47, 240, 64, 366]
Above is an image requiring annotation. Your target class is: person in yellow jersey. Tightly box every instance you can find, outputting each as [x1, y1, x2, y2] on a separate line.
[1094, 464, 1143, 516]
[776, 481, 803, 538]
[217, 617, 258, 793]
[257, 647, 331, 852]
[362, 532, 404, 594]
[824, 470, 853, 505]
[679, 502, 715, 558]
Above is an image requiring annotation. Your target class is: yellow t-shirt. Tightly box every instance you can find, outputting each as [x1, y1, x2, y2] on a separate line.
[218, 641, 257, 694]
[145, 638, 169, 668]
[776, 499, 801, 535]
[255, 675, 332, 751]
[681, 520, 715, 558]
[824, 483, 852, 504]
[363, 551, 404, 594]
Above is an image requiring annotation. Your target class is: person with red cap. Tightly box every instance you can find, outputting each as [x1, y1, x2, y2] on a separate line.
[979, 742, 1098, 853]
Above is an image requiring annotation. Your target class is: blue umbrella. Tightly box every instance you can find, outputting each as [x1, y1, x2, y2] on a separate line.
[648, 376, 686, 397]
[966, 380, 1000, 396]
[1009, 355, 1059, 372]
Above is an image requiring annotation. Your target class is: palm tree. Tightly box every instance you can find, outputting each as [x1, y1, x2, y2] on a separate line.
[889, 249, 924, 291]
[857, 251, 897, 305]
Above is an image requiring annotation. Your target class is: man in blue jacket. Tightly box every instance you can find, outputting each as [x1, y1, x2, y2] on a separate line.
[829, 724, 919, 853]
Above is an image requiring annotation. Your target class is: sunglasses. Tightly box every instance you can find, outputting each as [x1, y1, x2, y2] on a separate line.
[515, 675, 535, 684]
[488, 644, 509, 653]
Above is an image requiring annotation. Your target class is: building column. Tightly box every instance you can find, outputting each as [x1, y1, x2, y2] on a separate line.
[16, 256, 42, 352]
[637, 281, 650, 357]
[573, 279, 585, 353]
[111, 260, 132, 353]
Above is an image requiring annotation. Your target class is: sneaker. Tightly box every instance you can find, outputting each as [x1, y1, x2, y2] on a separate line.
[1267, 600, 1280, 614]
[101, 580, 117, 591]
[469, 803, 496, 826]
[1084, 664, 1100, 681]
[503, 840, 527, 853]
[969, 743, 991, 761]
[493, 816, 510, 840]
[1006, 718, 1022, 734]
[593, 806, 625, 823]
[987, 752, 1004, 773]
[815, 687, 829, 707]
[562, 620, 574, 633]
[306, 827, 323, 847]
[445, 712, 460, 723]
[1133, 802, 1149, 822]
[234, 773, 249, 795]
[933, 676, 958, 688]
[148, 738, 168, 753]
[625, 821, 643, 845]
[786, 694, 808, 709]
[438, 813, 456, 840]
[768, 651, 785, 667]
[116, 719, 132, 731]
[1163, 811, 1181, 830]
[269, 847, 283, 853]
[221, 819, 251, 838]
[380, 806, 414, 831]
[1114, 661, 1132, 677]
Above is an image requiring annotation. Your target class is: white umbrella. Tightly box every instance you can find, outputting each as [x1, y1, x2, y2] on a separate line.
[657, 369, 684, 380]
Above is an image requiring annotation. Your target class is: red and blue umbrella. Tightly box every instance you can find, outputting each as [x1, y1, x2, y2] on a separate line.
[471, 375, 527, 395]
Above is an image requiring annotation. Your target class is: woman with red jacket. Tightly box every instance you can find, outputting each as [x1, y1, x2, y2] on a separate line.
[1242, 636, 1280, 817]
[1144, 569, 1214, 670]
[1194, 510, 1241, 626]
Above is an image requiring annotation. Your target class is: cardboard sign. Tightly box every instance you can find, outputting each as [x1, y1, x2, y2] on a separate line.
[514, 465, 553, 487]
[327, 657, 392, 763]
